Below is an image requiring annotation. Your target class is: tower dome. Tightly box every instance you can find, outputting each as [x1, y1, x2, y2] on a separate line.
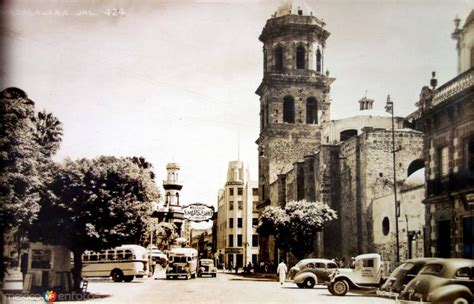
[275, 0, 314, 17]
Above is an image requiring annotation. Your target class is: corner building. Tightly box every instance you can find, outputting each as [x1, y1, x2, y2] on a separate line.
[216, 161, 260, 269]
[256, 1, 334, 260]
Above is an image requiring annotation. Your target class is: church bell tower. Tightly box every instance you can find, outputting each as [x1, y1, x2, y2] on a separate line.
[256, 0, 335, 207]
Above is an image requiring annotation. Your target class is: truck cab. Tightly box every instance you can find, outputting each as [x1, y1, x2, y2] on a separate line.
[328, 253, 389, 296]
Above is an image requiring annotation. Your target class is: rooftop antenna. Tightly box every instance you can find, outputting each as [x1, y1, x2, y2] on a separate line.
[237, 128, 240, 161]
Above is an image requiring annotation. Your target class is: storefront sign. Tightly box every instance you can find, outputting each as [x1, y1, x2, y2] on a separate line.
[183, 203, 214, 222]
[225, 248, 242, 254]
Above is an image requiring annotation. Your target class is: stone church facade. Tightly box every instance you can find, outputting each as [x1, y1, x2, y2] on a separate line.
[256, 1, 427, 264]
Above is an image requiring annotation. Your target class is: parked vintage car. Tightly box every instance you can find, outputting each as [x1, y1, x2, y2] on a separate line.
[287, 258, 338, 288]
[328, 253, 390, 296]
[377, 258, 436, 298]
[197, 259, 217, 277]
[398, 258, 474, 304]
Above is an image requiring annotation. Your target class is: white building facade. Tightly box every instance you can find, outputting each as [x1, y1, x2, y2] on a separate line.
[216, 161, 259, 269]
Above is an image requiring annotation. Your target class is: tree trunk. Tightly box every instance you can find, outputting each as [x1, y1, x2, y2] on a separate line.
[72, 249, 83, 292]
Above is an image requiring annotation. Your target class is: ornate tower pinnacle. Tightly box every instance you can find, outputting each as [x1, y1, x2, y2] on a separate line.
[163, 162, 183, 207]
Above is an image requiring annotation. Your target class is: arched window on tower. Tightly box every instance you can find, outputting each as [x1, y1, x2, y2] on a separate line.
[283, 96, 295, 123]
[274, 46, 283, 71]
[296, 46, 305, 69]
[166, 192, 170, 205]
[306, 97, 318, 124]
[316, 49, 322, 73]
[176, 192, 180, 205]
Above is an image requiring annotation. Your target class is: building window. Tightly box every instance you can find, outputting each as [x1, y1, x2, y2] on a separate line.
[238, 201, 243, 210]
[237, 188, 243, 195]
[296, 46, 305, 69]
[283, 96, 295, 123]
[382, 217, 390, 236]
[229, 218, 234, 228]
[316, 48, 322, 73]
[228, 234, 233, 247]
[237, 218, 242, 228]
[252, 218, 258, 227]
[252, 235, 259, 247]
[439, 146, 449, 177]
[340, 129, 357, 142]
[229, 201, 234, 210]
[229, 188, 234, 196]
[306, 97, 317, 124]
[237, 234, 242, 247]
[465, 138, 474, 175]
[274, 46, 283, 71]
[252, 188, 258, 196]
[253, 201, 258, 211]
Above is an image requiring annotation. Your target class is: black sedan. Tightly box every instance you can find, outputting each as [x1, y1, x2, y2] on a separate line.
[398, 258, 474, 304]
[377, 258, 436, 298]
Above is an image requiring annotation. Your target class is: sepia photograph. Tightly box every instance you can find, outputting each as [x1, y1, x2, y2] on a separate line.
[1, 0, 473, 303]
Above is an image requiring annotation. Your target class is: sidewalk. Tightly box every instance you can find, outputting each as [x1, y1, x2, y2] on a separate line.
[226, 271, 277, 281]
[3, 268, 23, 292]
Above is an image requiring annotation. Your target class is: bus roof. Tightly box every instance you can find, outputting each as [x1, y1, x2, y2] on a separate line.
[169, 247, 198, 256]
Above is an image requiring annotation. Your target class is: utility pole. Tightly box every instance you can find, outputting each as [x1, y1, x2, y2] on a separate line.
[387, 95, 400, 263]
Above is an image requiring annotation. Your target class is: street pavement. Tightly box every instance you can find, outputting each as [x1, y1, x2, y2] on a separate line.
[4, 270, 397, 304]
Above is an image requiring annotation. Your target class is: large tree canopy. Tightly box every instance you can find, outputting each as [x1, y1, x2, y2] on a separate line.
[0, 87, 63, 289]
[29, 156, 159, 289]
[257, 200, 337, 261]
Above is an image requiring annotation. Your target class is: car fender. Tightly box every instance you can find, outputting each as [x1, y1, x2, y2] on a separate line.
[428, 284, 473, 303]
[331, 275, 356, 288]
[294, 272, 318, 284]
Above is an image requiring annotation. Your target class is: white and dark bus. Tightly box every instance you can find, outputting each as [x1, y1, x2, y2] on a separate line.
[81, 245, 148, 282]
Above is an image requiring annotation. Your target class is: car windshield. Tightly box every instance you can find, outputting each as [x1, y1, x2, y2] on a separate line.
[420, 264, 443, 275]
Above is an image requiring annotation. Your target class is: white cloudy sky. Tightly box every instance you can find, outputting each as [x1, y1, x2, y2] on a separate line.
[2, 0, 472, 214]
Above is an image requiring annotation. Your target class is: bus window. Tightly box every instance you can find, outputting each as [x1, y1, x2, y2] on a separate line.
[107, 250, 115, 260]
[83, 254, 90, 262]
[124, 250, 133, 260]
[89, 253, 98, 261]
[99, 252, 107, 261]
[116, 250, 124, 260]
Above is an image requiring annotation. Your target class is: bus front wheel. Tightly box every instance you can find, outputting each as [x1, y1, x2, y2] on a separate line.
[111, 269, 124, 282]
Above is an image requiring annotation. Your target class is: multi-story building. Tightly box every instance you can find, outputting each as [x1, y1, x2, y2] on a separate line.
[410, 10, 474, 259]
[190, 228, 213, 259]
[255, 0, 334, 264]
[216, 161, 259, 269]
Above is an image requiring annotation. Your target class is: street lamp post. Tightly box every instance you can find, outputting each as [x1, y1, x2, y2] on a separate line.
[387, 95, 400, 263]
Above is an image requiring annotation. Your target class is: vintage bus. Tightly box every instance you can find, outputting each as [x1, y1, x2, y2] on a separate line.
[166, 247, 198, 280]
[81, 245, 148, 282]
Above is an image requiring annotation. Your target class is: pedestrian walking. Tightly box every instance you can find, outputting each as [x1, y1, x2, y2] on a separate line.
[276, 259, 287, 287]
[20, 252, 28, 282]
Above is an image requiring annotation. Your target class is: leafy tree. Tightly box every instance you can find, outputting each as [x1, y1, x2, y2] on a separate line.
[29, 156, 159, 290]
[34, 110, 63, 157]
[257, 200, 337, 261]
[155, 222, 178, 250]
[0, 88, 43, 285]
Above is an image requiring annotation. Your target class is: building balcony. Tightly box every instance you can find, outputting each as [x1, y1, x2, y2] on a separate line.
[431, 68, 474, 107]
[426, 170, 474, 198]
